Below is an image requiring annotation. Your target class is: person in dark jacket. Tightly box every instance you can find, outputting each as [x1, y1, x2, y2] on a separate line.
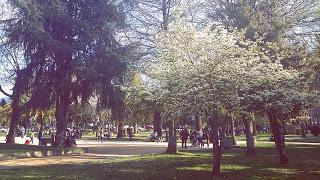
[38, 129, 43, 145]
[180, 128, 189, 148]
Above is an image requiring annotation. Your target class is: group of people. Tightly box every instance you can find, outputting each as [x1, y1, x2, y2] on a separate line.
[36, 128, 78, 147]
[65, 128, 77, 147]
[149, 130, 163, 143]
[98, 128, 111, 142]
[180, 128, 210, 148]
[97, 126, 135, 142]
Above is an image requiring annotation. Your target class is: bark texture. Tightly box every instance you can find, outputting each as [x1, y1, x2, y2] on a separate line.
[212, 114, 222, 176]
[166, 119, 177, 154]
[243, 114, 256, 156]
[6, 73, 23, 144]
[195, 114, 202, 131]
[230, 114, 236, 146]
[154, 111, 162, 134]
[268, 112, 288, 164]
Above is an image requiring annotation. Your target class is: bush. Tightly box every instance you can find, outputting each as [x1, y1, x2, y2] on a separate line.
[310, 126, 320, 136]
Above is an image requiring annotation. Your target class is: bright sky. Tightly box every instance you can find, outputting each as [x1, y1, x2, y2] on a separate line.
[0, 86, 11, 98]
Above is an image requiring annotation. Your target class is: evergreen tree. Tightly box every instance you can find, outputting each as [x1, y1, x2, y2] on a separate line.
[2, 0, 128, 147]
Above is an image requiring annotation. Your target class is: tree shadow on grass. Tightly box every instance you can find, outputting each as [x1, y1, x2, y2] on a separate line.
[0, 144, 319, 180]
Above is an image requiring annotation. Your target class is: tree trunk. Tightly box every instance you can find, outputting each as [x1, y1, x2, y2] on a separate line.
[117, 121, 124, 138]
[154, 111, 162, 134]
[134, 123, 138, 134]
[253, 120, 257, 136]
[300, 122, 306, 138]
[54, 89, 71, 147]
[230, 113, 236, 146]
[220, 117, 226, 149]
[162, 0, 169, 31]
[243, 114, 256, 156]
[211, 115, 222, 176]
[166, 119, 177, 154]
[236, 118, 241, 135]
[195, 114, 202, 131]
[268, 112, 288, 164]
[6, 74, 23, 144]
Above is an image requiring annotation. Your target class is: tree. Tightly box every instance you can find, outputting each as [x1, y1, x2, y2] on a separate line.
[125, 0, 182, 54]
[0, 16, 30, 143]
[68, 102, 94, 128]
[206, 0, 320, 42]
[122, 72, 156, 133]
[2, 0, 128, 147]
[238, 45, 313, 163]
[205, 0, 318, 162]
[147, 19, 269, 174]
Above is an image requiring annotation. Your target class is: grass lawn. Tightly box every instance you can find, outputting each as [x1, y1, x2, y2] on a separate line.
[81, 130, 153, 142]
[0, 142, 319, 180]
[235, 133, 320, 143]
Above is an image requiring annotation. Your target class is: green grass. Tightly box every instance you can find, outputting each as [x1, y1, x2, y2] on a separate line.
[235, 133, 320, 143]
[0, 142, 319, 180]
[81, 130, 153, 142]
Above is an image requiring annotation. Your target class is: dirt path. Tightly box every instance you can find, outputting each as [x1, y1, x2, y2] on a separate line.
[0, 141, 168, 170]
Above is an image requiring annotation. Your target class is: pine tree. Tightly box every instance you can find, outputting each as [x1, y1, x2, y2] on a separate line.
[3, 0, 128, 146]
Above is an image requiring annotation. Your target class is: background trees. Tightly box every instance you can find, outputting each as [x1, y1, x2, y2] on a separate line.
[0, 1, 320, 177]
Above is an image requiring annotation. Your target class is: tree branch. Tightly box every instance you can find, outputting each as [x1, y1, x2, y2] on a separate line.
[0, 85, 12, 98]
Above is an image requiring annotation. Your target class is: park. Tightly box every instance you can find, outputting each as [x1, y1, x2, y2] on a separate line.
[0, 0, 320, 179]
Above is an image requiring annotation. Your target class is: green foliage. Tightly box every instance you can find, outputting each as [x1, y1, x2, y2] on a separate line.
[1, 0, 130, 136]
[0, 102, 11, 125]
[122, 72, 155, 125]
[68, 102, 94, 126]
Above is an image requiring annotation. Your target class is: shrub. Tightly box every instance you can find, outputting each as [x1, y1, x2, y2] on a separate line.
[310, 126, 320, 136]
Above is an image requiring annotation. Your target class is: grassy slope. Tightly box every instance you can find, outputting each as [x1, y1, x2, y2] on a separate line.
[0, 142, 319, 180]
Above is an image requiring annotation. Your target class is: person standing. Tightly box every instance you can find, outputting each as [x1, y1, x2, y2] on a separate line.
[180, 128, 189, 148]
[30, 132, 34, 144]
[38, 129, 43, 145]
[196, 130, 203, 148]
[99, 129, 104, 143]
[202, 129, 210, 147]
[127, 126, 133, 140]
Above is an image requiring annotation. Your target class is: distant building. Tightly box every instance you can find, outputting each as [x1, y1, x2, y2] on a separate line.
[310, 108, 320, 126]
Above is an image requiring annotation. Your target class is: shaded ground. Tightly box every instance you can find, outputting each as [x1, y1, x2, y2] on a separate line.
[77, 142, 167, 155]
[0, 142, 319, 180]
[0, 141, 168, 170]
[0, 133, 319, 179]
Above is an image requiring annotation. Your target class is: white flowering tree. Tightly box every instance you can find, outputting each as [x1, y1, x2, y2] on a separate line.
[146, 20, 262, 174]
[238, 42, 314, 164]
[146, 19, 312, 175]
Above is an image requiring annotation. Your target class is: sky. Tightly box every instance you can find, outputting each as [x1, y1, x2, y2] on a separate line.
[0, 0, 15, 99]
[0, 86, 11, 99]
